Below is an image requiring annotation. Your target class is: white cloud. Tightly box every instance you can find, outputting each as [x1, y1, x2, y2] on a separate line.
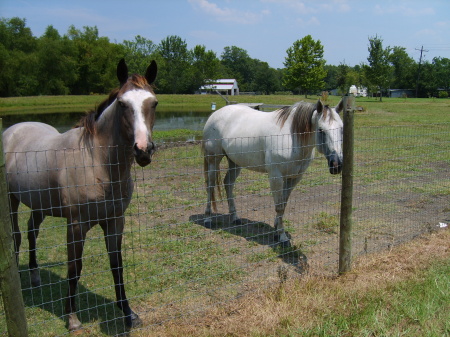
[188, 0, 269, 24]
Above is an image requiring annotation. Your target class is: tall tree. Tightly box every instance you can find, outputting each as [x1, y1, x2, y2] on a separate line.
[122, 35, 157, 75]
[336, 62, 350, 95]
[432, 57, 450, 93]
[156, 35, 192, 94]
[189, 45, 221, 93]
[389, 46, 416, 89]
[283, 35, 326, 97]
[323, 64, 338, 92]
[250, 59, 281, 94]
[67, 25, 122, 94]
[221, 46, 253, 91]
[0, 17, 39, 96]
[37, 25, 78, 95]
[365, 35, 391, 101]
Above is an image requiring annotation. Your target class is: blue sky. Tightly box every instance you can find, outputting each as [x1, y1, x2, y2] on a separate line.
[1, 0, 449, 69]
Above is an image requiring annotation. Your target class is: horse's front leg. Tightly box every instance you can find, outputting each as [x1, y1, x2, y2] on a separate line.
[27, 210, 45, 287]
[65, 219, 88, 331]
[269, 173, 290, 246]
[224, 158, 242, 224]
[100, 217, 141, 329]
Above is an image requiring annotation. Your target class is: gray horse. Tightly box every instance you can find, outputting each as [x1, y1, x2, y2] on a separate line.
[3, 59, 157, 331]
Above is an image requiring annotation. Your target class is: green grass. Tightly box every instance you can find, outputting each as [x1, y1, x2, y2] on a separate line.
[0, 94, 307, 115]
[292, 260, 450, 337]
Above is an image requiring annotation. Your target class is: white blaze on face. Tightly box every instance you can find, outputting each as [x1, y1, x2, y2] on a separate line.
[121, 89, 155, 150]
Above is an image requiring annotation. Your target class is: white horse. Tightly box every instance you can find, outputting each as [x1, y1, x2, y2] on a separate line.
[203, 99, 344, 247]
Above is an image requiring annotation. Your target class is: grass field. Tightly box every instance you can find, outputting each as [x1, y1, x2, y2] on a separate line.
[0, 95, 449, 336]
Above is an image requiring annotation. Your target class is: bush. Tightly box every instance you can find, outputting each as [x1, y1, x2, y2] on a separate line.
[438, 91, 448, 98]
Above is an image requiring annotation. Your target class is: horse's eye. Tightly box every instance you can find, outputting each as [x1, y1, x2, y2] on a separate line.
[153, 101, 158, 108]
[118, 101, 126, 108]
[318, 128, 324, 133]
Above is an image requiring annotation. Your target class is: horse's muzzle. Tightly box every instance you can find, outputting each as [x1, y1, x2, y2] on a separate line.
[134, 142, 155, 167]
[328, 152, 342, 175]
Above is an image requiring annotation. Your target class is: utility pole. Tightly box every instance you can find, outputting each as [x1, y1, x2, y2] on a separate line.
[415, 45, 428, 98]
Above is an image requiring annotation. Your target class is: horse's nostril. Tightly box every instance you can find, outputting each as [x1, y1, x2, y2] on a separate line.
[148, 141, 156, 154]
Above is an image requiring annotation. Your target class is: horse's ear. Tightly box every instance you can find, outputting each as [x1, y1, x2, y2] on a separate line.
[145, 60, 157, 85]
[335, 98, 345, 114]
[316, 99, 323, 113]
[117, 58, 128, 86]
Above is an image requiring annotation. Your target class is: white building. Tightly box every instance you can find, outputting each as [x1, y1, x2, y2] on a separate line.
[349, 85, 367, 97]
[199, 79, 239, 96]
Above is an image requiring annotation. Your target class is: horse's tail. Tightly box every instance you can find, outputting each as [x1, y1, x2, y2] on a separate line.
[202, 142, 222, 213]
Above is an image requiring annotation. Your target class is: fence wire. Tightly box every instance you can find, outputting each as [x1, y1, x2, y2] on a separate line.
[1, 122, 449, 336]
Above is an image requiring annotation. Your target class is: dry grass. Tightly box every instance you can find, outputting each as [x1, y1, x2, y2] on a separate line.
[133, 229, 449, 337]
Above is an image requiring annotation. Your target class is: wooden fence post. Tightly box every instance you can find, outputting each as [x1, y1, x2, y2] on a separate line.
[0, 118, 28, 336]
[339, 95, 355, 274]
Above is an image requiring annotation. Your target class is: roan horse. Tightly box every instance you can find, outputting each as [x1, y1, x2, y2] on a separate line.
[203, 99, 344, 247]
[3, 59, 157, 331]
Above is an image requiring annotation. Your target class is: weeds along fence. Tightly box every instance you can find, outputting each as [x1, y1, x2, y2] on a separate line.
[0, 118, 449, 336]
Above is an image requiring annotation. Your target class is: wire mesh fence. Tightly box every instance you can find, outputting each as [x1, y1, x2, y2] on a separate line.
[1, 122, 449, 336]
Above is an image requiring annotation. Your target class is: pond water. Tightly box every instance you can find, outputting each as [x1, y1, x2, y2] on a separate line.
[1, 110, 211, 134]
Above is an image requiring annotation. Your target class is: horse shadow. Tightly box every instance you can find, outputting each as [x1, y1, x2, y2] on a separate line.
[189, 213, 308, 274]
[19, 263, 130, 336]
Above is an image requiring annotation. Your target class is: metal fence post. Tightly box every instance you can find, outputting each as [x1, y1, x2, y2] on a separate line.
[339, 95, 355, 274]
[0, 118, 28, 336]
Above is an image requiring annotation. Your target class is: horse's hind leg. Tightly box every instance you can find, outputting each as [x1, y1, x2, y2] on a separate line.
[8, 195, 21, 266]
[27, 210, 45, 287]
[204, 153, 224, 228]
[224, 157, 241, 224]
[101, 218, 141, 329]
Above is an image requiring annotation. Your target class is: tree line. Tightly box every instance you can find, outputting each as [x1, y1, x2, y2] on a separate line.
[1, 17, 449, 98]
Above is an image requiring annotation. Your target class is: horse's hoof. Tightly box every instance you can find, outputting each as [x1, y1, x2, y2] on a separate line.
[68, 314, 83, 332]
[31, 278, 41, 287]
[30, 269, 41, 287]
[279, 240, 291, 249]
[125, 312, 142, 329]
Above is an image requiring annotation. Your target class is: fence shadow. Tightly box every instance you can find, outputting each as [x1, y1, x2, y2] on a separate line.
[19, 263, 130, 336]
[189, 213, 308, 274]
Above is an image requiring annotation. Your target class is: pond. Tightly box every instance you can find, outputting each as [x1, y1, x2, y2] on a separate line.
[1, 110, 212, 135]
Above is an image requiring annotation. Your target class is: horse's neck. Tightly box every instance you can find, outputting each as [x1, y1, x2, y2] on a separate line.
[90, 103, 134, 177]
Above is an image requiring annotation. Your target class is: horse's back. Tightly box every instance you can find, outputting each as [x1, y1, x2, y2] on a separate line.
[203, 105, 289, 171]
[204, 105, 275, 140]
[3, 122, 63, 153]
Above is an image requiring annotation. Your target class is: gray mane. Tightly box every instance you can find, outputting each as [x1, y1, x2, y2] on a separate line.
[276, 101, 317, 143]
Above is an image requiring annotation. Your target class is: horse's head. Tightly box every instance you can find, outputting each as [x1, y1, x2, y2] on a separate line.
[116, 59, 158, 167]
[313, 99, 344, 174]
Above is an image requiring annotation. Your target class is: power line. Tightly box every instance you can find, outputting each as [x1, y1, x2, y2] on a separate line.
[415, 45, 428, 97]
